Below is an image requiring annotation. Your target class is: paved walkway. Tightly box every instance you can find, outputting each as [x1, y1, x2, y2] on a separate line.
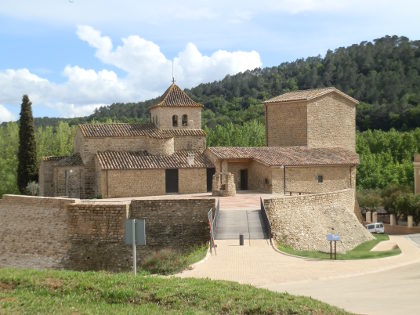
[177, 236, 420, 315]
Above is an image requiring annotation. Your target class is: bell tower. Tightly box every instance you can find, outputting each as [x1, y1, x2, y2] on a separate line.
[149, 83, 203, 130]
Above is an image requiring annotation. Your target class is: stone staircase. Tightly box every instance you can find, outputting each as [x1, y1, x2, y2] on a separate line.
[214, 209, 268, 240]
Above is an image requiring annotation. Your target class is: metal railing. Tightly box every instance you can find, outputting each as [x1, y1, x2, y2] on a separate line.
[260, 197, 272, 244]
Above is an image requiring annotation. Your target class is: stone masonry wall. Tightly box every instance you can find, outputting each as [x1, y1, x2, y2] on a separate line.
[307, 94, 356, 152]
[0, 195, 214, 271]
[227, 162, 251, 190]
[248, 161, 273, 193]
[285, 166, 353, 194]
[179, 168, 207, 193]
[264, 189, 373, 253]
[101, 169, 166, 198]
[0, 195, 77, 269]
[265, 102, 307, 147]
[130, 199, 215, 251]
[65, 203, 131, 271]
[174, 135, 206, 151]
[150, 107, 202, 130]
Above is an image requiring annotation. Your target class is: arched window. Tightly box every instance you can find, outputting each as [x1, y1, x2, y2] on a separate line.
[172, 115, 178, 127]
[182, 114, 188, 126]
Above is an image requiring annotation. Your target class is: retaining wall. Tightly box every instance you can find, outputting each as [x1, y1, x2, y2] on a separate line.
[264, 189, 373, 253]
[0, 195, 214, 271]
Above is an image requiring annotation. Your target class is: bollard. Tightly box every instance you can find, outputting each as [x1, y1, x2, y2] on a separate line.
[239, 234, 244, 246]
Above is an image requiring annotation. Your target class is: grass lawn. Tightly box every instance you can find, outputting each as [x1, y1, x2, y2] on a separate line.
[0, 268, 351, 314]
[277, 234, 401, 260]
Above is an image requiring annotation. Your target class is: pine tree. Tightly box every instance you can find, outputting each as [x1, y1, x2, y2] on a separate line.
[17, 95, 38, 194]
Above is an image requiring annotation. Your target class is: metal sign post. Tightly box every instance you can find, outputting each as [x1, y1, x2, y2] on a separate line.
[132, 219, 136, 276]
[326, 234, 340, 260]
[125, 219, 146, 276]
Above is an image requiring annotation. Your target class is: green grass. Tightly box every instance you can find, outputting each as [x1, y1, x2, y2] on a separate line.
[140, 244, 208, 275]
[277, 234, 401, 260]
[0, 268, 351, 314]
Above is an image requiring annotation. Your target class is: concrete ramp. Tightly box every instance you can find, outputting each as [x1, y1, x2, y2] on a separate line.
[215, 209, 267, 240]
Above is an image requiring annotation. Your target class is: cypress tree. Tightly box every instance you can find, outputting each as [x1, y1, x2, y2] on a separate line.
[17, 95, 38, 194]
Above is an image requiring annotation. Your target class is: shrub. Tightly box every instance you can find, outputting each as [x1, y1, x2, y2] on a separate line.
[141, 248, 189, 275]
[26, 181, 39, 196]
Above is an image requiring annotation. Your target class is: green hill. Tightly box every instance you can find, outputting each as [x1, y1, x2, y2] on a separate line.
[87, 35, 420, 131]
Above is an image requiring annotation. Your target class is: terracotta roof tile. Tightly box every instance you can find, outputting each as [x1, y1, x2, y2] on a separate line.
[78, 123, 206, 138]
[42, 153, 83, 166]
[264, 87, 359, 104]
[207, 146, 359, 166]
[149, 83, 203, 109]
[96, 150, 213, 170]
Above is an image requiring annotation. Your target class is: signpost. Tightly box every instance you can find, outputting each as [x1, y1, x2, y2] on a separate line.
[124, 219, 146, 276]
[326, 234, 340, 260]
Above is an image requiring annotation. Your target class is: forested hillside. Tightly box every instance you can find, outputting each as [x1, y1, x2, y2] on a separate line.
[89, 35, 420, 130]
[1, 35, 420, 196]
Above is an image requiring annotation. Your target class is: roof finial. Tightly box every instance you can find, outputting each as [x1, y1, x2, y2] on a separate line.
[172, 60, 175, 84]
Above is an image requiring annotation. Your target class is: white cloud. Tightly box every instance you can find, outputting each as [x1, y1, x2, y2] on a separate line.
[0, 25, 261, 117]
[0, 104, 15, 123]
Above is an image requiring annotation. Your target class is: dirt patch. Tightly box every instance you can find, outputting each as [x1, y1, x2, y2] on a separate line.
[0, 282, 16, 292]
[44, 278, 64, 290]
[0, 297, 17, 303]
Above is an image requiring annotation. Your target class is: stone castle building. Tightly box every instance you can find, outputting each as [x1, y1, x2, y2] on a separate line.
[39, 84, 359, 198]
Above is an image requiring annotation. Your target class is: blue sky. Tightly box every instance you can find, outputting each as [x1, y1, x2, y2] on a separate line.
[1, 0, 420, 121]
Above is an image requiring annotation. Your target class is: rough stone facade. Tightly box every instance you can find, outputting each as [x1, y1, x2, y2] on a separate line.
[150, 106, 202, 130]
[265, 102, 307, 147]
[0, 195, 214, 271]
[306, 94, 356, 152]
[264, 189, 373, 253]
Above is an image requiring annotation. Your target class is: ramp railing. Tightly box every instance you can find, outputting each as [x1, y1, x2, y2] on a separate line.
[260, 197, 272, 244]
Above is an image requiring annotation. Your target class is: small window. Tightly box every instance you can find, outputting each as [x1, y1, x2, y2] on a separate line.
[317, 175, 323, 183]
[182, 114, 188, 126]
[172, 115, 178, 127]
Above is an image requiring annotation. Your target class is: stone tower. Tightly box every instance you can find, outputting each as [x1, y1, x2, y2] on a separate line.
[263, 87, 358, 152]
[149, 83, 203, 130]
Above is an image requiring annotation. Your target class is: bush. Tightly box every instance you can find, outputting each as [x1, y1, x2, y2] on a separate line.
[141, 248, 189, 275]
[26, 181, 39, 196]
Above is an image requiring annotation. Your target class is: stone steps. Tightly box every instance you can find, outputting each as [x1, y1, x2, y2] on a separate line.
[214, 209, 268, 240]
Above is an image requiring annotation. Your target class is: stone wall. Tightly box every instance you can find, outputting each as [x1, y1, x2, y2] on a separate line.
[53, 166, 83, 198]
[150, 107, 202, 130]
[265, 102, 307, 147]
[0, 195, 214, 271]
[179, 168, 207, 193]
[130, 199, 215, 250]
[174, 135, 206, 151]
[227, 161, 251, 190]
[264, 189, 373, 253]
[248, 161, 273, 193]
[0, 195, 77, 269]
[285, 165, 353, 194]
[66, 203, 131, 271]
[100, 169, 166, 198]
[307, 94, 356, 152]
[39, 160, 56, 196]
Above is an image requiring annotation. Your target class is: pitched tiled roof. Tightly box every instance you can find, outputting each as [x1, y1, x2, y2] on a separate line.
[96, 150, 213, 170]
[149, 83, 203, 109]
[264, 87, 359, 104]
[207, 146, 359, 166]
[42, 153, 83, 166]
[78, 123, 206, 138]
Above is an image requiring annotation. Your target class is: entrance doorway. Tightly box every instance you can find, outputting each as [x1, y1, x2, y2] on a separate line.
[207, 168, 215, 192]
[165, 169, 179, 193]
[240, 169, 248, 190]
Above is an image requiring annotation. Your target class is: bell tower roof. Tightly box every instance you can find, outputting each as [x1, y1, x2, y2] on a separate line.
[149, 83, 203, 111]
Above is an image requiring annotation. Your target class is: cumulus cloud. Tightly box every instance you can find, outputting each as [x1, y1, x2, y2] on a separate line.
[0, 104, 15, 123]
[0, 25, 261, 117]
